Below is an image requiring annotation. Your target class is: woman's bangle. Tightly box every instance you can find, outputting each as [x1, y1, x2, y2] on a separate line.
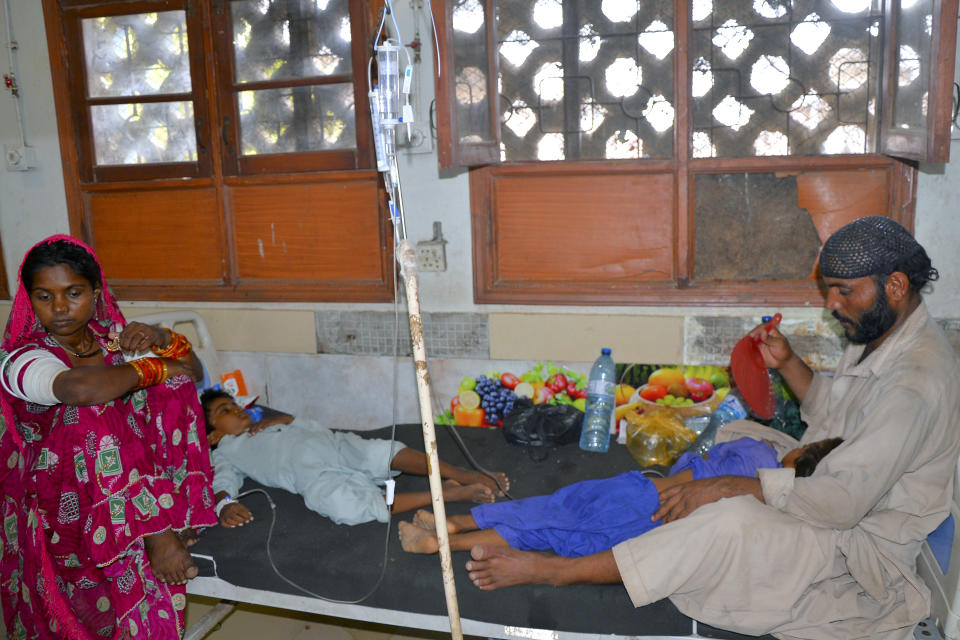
[215, 496, 237, 518]
[129, 357, 169, 390]
[151, 329, 193, 359]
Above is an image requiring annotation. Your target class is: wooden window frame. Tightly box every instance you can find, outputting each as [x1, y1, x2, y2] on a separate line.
[44, 0, 395, 303]
[880, 0, 959, 162]
[60, 0, 214, 183]
[435, 0, 949, 307]
[209, 0, 376, 176]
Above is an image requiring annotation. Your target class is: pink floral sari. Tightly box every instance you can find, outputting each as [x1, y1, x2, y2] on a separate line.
[0, 235, 216, 640]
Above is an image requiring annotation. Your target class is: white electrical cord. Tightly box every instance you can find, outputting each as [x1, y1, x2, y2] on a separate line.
[2, 0, 26, 147]
[423, 0, 441, 77]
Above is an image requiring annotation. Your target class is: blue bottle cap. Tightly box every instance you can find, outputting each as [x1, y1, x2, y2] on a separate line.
[601, 347, 611, 355]
[762, 315, 772, 323]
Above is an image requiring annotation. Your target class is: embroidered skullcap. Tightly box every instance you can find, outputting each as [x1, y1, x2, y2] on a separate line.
[819, 216, 923, 279]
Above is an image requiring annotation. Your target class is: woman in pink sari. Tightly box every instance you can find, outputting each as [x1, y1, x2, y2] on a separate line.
[0, 235, 216, 639]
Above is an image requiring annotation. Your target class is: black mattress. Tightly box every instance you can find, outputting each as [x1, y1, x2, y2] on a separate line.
[190, 423, 773, 639]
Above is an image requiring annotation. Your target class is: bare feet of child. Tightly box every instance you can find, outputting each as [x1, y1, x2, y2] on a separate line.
[177, 527, 200, 548]
[145, 528, 198, 585]
[442, 479, 495, 504]
[456, 470, 510, 497]
[399, 521, 439, 554]
[412, 509, 458, 534]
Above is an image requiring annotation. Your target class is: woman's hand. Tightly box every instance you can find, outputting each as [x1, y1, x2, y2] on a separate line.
[114, 322, 204, 382]
[219, 502, 254, 528]
[115, 321, 169, 353]
[247, 414, 294, 436]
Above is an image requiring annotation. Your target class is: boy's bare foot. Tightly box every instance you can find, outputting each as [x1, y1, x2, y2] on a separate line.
[399, 521, 440, 553]
[442, 479, 495, 504]
[177, 527, 200, 548]
[412, 509, 461, 534]
[466, 545, 558, 591]
[456, 470, 509, 496]
[145, 528, 198, 585]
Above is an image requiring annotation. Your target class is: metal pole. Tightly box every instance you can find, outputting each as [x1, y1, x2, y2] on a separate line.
[182, 601, 235, 640]
[396, 237, 463, 640]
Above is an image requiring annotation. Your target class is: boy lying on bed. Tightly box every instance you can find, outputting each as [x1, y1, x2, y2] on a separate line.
[399, 435, 841, 556]
[200, 389, 510, 527]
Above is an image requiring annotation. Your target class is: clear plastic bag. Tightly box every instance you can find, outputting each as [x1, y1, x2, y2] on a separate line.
[624, 406, 698, 467]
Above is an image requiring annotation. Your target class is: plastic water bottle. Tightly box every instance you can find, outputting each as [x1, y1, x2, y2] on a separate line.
[579, 348, 616, 453]
[245, 406, 264, 423]
[688, 393, 748, 456]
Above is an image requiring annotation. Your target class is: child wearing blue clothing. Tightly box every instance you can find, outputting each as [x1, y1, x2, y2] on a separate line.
[201, 390, 509, 527]
[399, 436, 842, 556]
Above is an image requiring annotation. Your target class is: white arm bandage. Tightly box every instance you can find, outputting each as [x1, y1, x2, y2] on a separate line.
[1, 347, 68, 405]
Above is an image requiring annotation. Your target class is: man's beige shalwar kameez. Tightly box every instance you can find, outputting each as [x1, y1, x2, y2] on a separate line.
[613, 302, 960, 640]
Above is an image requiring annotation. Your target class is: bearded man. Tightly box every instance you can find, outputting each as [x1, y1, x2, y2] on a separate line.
[465, 216, 960, 640]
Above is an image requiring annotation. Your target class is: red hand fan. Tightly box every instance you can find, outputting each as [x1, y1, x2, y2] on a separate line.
[729, 313, 782, 420]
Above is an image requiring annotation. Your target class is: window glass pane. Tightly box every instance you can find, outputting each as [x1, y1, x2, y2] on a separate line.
[496, 0, 675, 162]
[82, 11, 191, 98]
[238, 84, 356, 154]
[453, 0, 494, 145]
[91, 102, 197, 165]
[890, 0, 931, 129]
[691, 0, 883, 157]
[232, 0, 353, 83]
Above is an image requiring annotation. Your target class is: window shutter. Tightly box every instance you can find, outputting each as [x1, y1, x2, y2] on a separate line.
[433, 0, 501, 169]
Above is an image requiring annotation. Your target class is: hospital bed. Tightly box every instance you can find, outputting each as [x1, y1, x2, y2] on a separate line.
[131, 312, 949, 640]
[185, 422, 772, 640]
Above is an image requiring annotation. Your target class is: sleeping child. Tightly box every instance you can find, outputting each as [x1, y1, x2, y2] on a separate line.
[399, 436, 843, 557]
[200, 389, 510, 527]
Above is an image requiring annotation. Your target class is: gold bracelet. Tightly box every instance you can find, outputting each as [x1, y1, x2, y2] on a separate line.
[151, 329, 192, 359]
[129, 358, 169, 390]
[129, 360, 147, 389]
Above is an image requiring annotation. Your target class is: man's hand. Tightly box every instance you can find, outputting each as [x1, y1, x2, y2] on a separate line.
[654, 476, 763, 524]
[219, 502, 254, 528]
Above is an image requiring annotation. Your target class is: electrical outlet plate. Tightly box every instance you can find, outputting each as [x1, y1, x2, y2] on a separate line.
[416, 221, 447, 271]
[416, 242, 446, 271]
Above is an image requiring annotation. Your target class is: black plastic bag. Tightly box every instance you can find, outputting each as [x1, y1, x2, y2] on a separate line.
[502, 400, 583, 460]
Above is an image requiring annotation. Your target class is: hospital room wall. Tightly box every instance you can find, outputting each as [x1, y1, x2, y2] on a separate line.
[1, 1, 960, 427]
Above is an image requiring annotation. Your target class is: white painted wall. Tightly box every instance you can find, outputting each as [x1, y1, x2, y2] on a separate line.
[0, 2, 958, 319]
[0, 0, 70, 279]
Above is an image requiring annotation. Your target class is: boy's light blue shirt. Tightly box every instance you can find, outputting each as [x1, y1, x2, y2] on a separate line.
[211, 417, 404, 525]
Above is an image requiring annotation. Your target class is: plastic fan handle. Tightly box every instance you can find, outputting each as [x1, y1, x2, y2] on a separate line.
[755, 313, 782, 343]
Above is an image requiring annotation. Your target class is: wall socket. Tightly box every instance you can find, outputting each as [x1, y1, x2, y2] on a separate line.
[416, 221, 447, 272]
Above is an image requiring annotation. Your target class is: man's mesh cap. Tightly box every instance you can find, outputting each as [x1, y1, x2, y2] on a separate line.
[819, 216, 922, 279]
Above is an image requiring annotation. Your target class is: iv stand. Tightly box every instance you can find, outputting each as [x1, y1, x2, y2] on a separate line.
[387, 151, 464, 640]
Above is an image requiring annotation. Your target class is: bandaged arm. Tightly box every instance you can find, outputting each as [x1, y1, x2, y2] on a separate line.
[1, 347, 68, 406]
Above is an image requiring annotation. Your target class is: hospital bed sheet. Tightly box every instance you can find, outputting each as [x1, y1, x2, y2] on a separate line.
[188, 424, 774, 640]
